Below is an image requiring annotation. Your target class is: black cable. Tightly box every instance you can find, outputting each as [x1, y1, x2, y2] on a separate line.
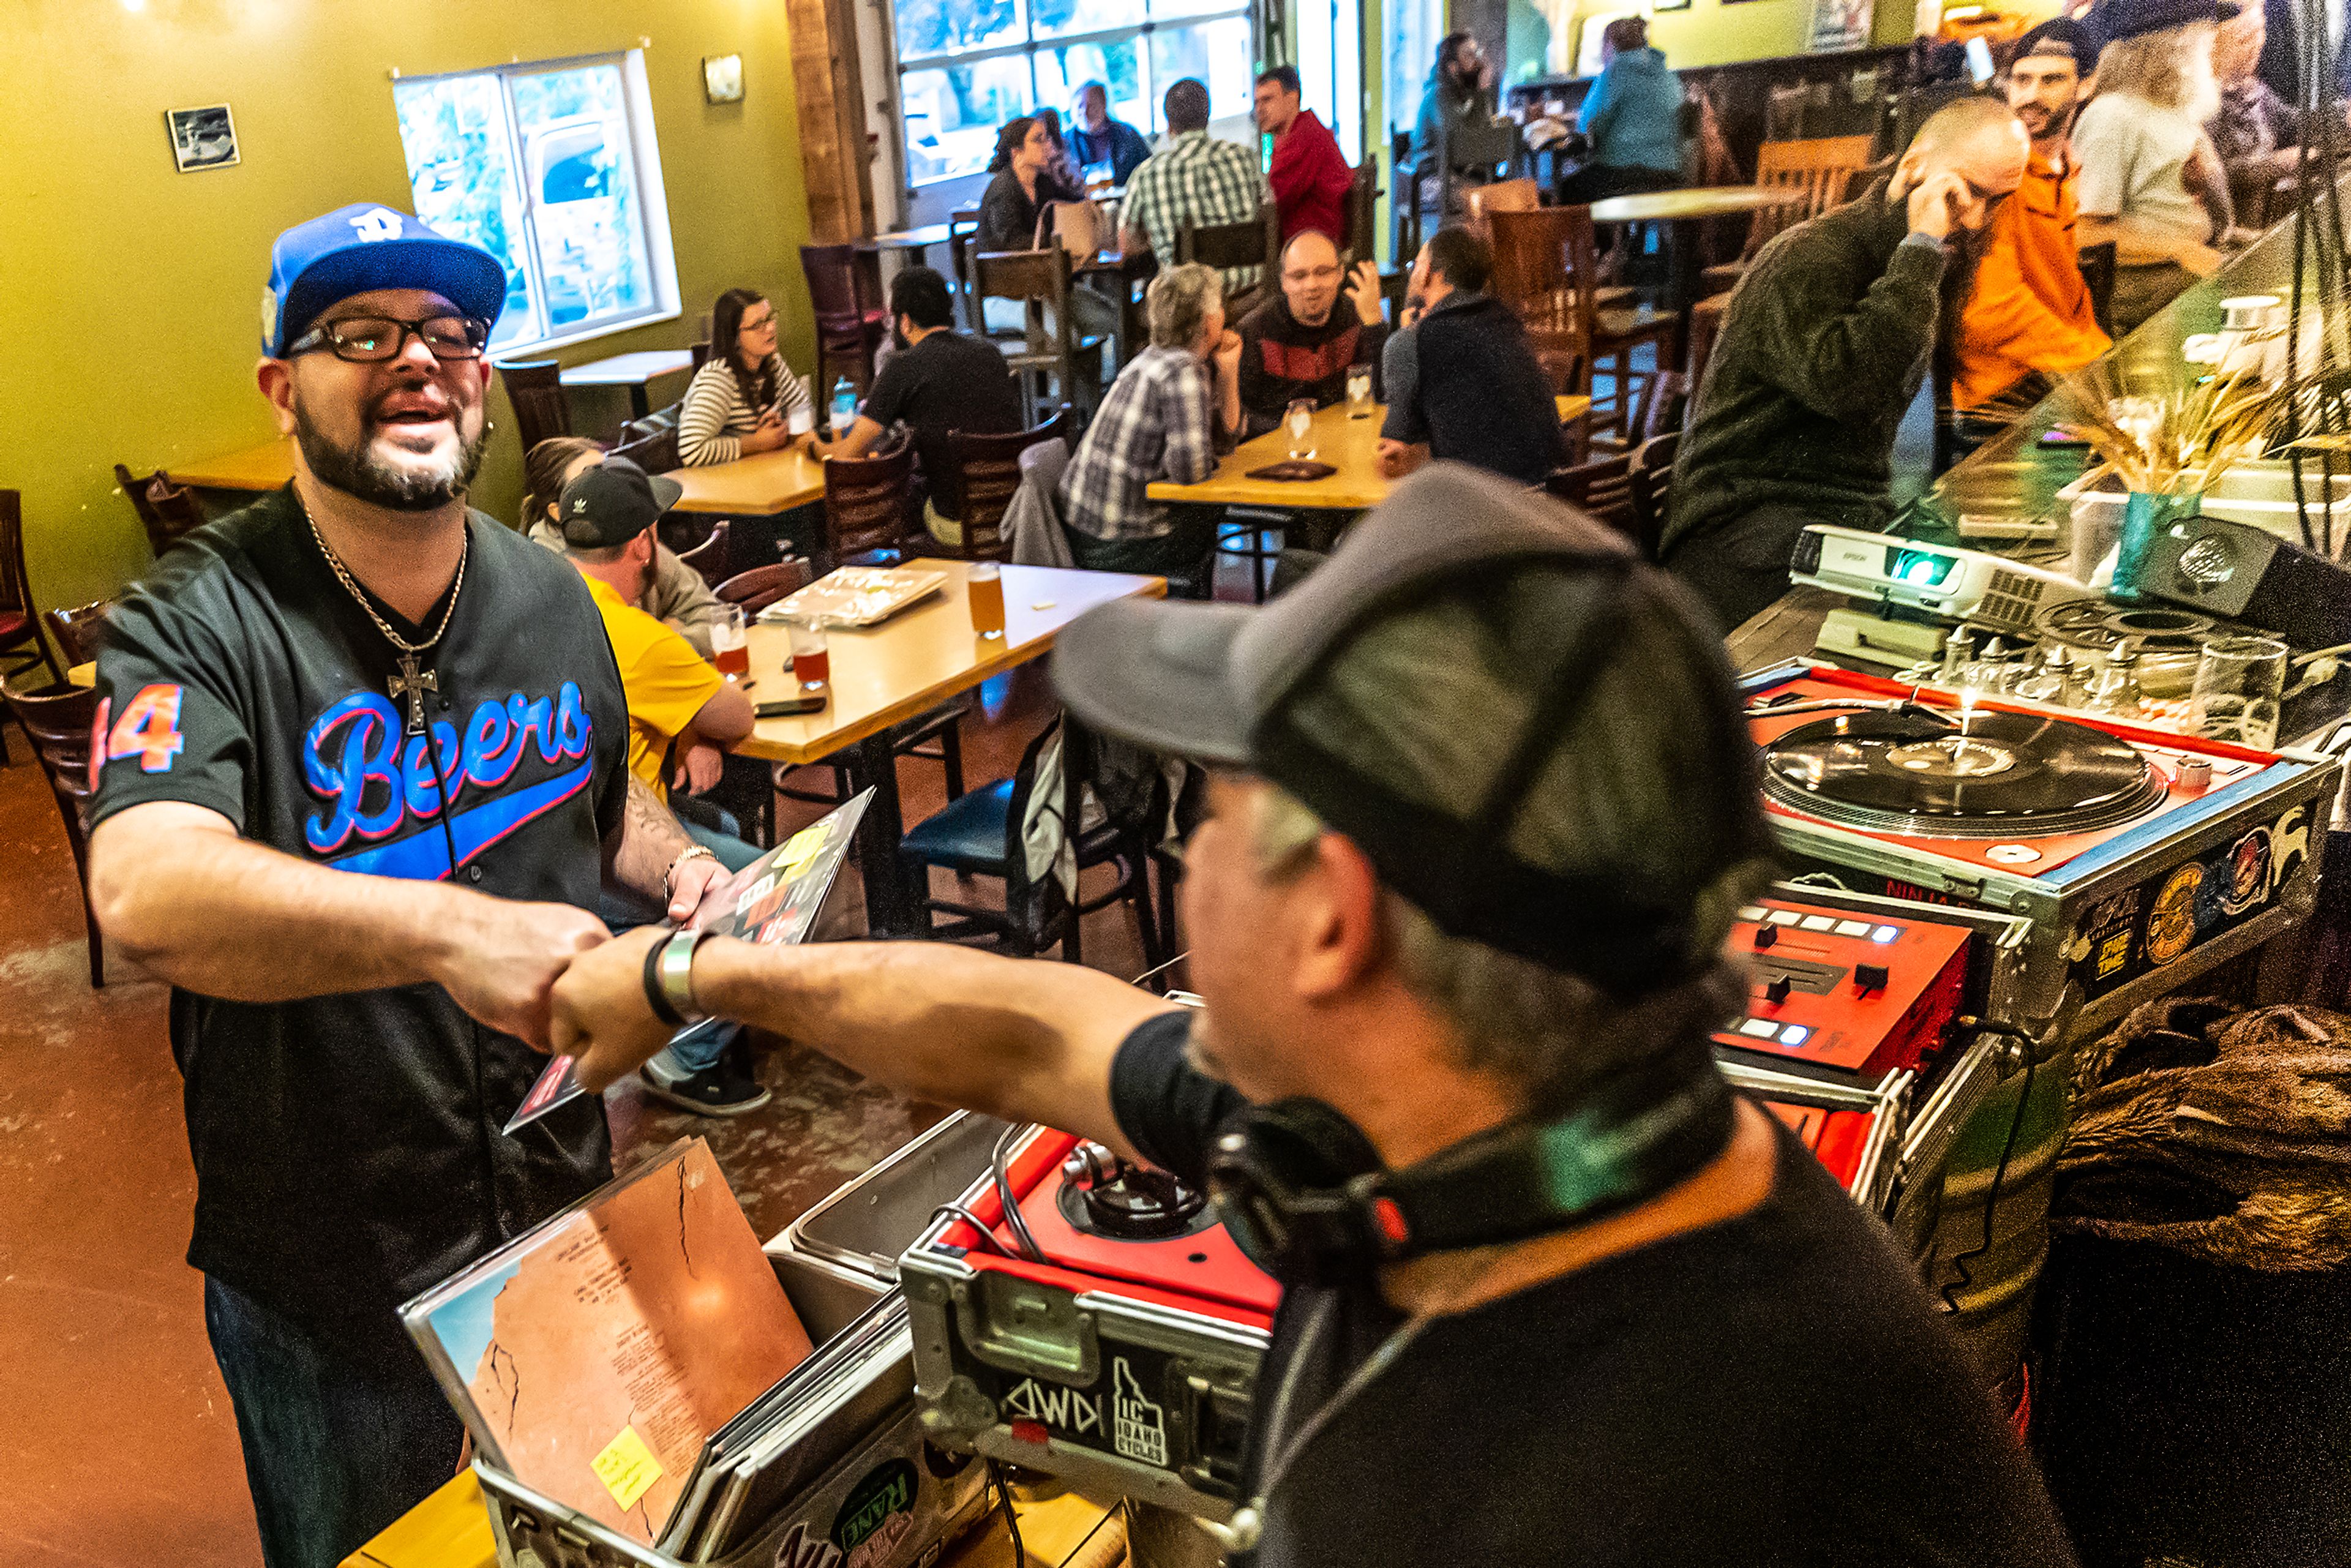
[987, 1459, 1027, 1568]
[930, 1202, 1016, 1257]
[992, 1125, 1048, 1262]
[1938, 1017, 2041, 1316]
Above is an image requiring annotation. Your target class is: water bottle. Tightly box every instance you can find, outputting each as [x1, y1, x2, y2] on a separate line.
[828, 375, 859, 439]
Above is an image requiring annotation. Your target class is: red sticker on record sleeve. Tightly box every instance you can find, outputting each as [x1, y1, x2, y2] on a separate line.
[106, 683, 186, 773]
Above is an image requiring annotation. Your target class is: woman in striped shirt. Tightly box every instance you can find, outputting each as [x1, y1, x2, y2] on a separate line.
[678, 288, 816, 465]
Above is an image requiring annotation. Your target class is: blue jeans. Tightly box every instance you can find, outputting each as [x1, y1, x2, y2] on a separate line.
[203, 1276, 464, 1568]
[600, 809, 765, 1076]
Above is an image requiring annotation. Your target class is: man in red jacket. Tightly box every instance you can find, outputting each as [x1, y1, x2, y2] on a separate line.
[1256, 65, 1356, 247]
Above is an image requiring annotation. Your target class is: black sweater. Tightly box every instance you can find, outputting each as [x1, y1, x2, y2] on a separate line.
[1663, 189, 1946, 560]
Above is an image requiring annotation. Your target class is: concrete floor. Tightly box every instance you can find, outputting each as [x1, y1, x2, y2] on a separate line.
[0, 651, 1162, 1568]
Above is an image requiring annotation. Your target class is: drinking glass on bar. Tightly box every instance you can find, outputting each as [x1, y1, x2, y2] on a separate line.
[1286, 398, 1316, 458]
[2188, 635, 2287, 749]
[967, 561, 1007, 640]
[789, 623, 830, 692]
[1346, 367, 1373, 417]
[711, 604, 749, 681]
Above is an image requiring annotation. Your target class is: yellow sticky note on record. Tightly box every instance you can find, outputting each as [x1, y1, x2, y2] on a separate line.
[776, 822, 830, 879]
[590, 1425, 665, 1510]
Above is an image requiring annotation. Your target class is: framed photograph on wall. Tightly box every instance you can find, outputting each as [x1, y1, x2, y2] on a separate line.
[1654, 0, 1693, 13]
[1807, 0, 1875, 47]
[703, 54, 744, 103]
[166, 105, 239, 172]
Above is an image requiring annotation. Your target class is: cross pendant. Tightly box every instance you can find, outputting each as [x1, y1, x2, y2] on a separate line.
[386, 653, 438, 737]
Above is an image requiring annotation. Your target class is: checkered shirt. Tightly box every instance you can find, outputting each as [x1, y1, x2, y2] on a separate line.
[1122, 131, 1274, 298]
[1058, 345, 1220, 541]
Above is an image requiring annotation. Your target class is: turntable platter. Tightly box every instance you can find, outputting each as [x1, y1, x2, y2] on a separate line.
[1762, 709, 2167, 838]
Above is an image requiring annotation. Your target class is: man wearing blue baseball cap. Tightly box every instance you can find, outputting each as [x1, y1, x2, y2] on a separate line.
[83, 204, 733, 1568]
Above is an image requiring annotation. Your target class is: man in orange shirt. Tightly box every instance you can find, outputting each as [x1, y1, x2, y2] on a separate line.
[1952, 20, 2112, 418]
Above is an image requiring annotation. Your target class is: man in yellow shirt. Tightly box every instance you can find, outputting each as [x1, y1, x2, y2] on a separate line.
[558, 459, 769, 1114]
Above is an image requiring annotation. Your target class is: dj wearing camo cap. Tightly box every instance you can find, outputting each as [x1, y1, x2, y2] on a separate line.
[553, 463, 2076, 1566]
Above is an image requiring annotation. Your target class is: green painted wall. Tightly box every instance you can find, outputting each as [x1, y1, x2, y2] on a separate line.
[0, 0, 818, 620]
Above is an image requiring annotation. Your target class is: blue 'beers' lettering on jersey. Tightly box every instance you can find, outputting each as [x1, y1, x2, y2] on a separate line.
[301, 682, 595, 880]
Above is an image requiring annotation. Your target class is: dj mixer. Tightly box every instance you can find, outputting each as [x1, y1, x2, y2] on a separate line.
[1743, 661, 2340, 1039]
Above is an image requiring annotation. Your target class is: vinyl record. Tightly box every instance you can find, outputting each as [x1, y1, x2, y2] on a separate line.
[1761, 708, 2166, 838]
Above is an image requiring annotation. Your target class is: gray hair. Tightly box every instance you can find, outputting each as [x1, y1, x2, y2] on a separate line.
[1147, 262, 1223, 349]
[1245, 585, 1765, 1109]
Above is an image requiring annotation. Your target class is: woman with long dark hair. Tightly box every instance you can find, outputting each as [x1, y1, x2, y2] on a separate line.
[977, 115, 1058, 252]
[677, 287, 814, 466]
[519, 436, 727, 655]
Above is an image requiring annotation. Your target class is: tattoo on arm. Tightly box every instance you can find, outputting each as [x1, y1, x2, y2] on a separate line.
[609, 773, 696, 902]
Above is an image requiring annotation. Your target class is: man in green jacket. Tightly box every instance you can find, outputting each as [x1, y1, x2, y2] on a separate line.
[1663, 97, 2029, 632]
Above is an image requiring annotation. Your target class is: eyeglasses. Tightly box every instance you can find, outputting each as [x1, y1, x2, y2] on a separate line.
[740, 313, 777, 333]
[287, 315, 492, 363]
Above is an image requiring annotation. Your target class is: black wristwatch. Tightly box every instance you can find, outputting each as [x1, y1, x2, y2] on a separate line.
[642, 928, 718, 1026]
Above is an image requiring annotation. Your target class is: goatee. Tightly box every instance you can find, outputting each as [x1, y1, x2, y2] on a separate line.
[293, 400, 489, 512]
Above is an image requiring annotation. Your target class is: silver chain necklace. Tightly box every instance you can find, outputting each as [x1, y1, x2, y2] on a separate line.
[302, 501, 468, 736]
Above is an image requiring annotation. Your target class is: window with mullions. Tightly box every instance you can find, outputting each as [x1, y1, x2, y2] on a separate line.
[895, 0, 1255, 187]
[392, 53, 679, 353]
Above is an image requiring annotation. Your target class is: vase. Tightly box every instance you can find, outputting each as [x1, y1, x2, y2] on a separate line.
[2112, 491, 2202, 602]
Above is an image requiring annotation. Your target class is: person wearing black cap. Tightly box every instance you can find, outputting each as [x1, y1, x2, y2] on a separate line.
[81, 204, 733, 1567]
[2074, 0, 2244, 331]
[550, 464, 2079, 1567]
[1951, 20, 2112, 419]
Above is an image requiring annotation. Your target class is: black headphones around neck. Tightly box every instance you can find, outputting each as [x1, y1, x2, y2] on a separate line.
[1204, 1041, 1737, 1288]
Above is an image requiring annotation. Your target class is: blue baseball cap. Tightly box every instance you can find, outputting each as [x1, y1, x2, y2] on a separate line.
[260, 203, 508, 358]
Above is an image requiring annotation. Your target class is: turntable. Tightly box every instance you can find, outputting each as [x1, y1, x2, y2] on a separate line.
[1745, 662, 2338, 1038]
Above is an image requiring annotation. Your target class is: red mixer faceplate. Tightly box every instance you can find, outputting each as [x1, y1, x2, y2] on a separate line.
[1764, 1101, 1880, 1190]
[1749, 669, 2275, 877]
[1714, 896, 1970, 1079]
[938, 1130, 1281, 1324]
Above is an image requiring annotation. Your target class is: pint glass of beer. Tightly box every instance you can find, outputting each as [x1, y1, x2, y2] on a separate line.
[967, 562, 1007, 639]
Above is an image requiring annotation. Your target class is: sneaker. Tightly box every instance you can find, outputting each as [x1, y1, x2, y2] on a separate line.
[638, 1060, 772, 1117]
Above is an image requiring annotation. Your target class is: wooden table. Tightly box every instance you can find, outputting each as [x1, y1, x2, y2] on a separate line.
[857, 222, 954, 266]
[1147, 394, 1592, 511]
[165, 437, 294, 493]
[661, 445, 828, 515]
[1586, 185, 1805, 359]
[561, 348, 696, 420]
[738, 560, 1164, 932]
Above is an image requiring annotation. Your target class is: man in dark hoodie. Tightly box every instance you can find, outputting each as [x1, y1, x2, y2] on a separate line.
[1662, 97, 2028, 632]
[1378, 225, 1565, 486]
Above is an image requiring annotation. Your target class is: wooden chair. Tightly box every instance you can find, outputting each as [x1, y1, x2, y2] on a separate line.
[948, 207, 985, 331]
[0, 489, 54, 705]
[2078, 241, 2117, 339]
[898, 716, 1160, 967]
[1543, 451, 1640, 540]
[1487, 206, 1679, 445]
[973, 249, 1105, 424]
[690, 340, 713, 370]
[712, 558, 812, 618]
[43, 600, 114, 669]
[2, 676, 105, 986]
[674, 519, 733, 588]
[1635, 369, 1691, 442]
[939, 408, 1072, 561]
[1176, 208, 1280, 314]
[1341, 162, 1381, 265]
[610, 416, 681, 478]
[1625, 429, 1680, 561]
[1464, 177, 1540, 240]
[820, 438, 916, 566]
[1687, 291, 1732, 388]
[494, 359, 570, 454]
[1701, 135, 1875, 293]
[800, 244, 890, 395]
[1437, 117, 1526, 238]
[113, 463, 209, 560]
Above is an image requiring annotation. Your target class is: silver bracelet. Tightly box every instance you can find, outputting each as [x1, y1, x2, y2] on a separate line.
[662, 844, 718, 901]
[653, 928, 717, 1026]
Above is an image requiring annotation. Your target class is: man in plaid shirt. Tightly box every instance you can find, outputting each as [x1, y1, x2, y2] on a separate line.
[1059, 261, 1243, 595]
[1120, 78, 1275, 298]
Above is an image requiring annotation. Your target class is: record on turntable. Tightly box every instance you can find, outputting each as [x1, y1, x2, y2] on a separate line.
[1761, 708, 2169, 838]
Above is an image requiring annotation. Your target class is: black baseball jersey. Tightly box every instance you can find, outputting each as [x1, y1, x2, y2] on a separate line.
[90, 486, 633, 1367]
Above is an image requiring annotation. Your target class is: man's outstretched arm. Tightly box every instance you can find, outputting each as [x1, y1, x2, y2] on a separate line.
[553, 931, 1176, 1158]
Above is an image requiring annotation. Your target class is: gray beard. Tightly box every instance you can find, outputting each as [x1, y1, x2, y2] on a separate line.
[293, 400, 488, 512]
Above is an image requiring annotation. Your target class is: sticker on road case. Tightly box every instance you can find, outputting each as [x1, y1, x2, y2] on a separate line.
[969, 1343, 1188, 1474]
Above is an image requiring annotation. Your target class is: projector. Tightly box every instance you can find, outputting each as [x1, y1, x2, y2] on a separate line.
[1790, 524, 2097, 636]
